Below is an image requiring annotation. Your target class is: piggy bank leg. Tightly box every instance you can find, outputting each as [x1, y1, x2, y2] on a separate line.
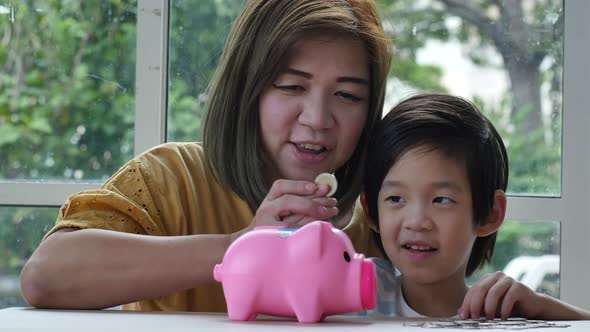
[290, 298, 323, 323]
[286, 287, 324, 323]
[294, 308, 323, 323]
[226, 298, 257, 321]
[227, 307, 257, 321]
[223, 282, 258, 321]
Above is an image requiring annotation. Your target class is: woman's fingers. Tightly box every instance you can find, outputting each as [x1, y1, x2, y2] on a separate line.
[280, 212, 338, 228]
[273, 195, 338, 222]
[249, 179, 339, 233]
[266, 180, 316, 200]
[256, 194, 337, 226]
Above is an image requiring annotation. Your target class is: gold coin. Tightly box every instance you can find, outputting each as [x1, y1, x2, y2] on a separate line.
[314, 173, 338, 197]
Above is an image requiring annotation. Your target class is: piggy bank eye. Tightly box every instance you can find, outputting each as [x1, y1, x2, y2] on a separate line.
[343, 251, 351, 262]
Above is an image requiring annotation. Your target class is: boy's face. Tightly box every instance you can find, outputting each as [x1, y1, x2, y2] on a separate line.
[377, 147, 478, 286]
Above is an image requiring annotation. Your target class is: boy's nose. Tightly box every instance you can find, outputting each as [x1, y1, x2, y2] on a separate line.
[298, 94, 334, 130]
[403, 205, 433, 231]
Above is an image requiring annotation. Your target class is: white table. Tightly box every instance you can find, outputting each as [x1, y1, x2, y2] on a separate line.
[1, 307, 589, 331]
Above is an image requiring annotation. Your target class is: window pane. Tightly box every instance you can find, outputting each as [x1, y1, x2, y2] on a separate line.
[468, 220, 560, 298]
[0, 207, 57, 308]
[167, 0, 245, 142]
[379, 0, 563, 196]
[0, 1, 137, 182]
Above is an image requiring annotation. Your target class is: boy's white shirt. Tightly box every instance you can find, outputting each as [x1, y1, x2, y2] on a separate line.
[360, 257, 461, 318]
[361, 257, 423, 317]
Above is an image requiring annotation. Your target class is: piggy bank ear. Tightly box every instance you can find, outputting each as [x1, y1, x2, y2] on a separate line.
[290, 221, 333, 259]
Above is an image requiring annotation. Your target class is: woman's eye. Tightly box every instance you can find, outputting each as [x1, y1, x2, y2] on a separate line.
[336, 91, 363, 102]
[433, 197, 453, 204]
[272, 84, 304, 92]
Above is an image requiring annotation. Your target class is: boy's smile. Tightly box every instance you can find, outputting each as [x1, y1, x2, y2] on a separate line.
[377, 146, 478, 287]
[401, 240, 438, 260]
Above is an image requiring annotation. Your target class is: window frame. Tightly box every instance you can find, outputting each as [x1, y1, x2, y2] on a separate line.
[1, 0, 589, 309]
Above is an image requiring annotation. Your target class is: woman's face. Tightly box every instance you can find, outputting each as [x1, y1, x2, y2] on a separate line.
[258, 33, 370, 182]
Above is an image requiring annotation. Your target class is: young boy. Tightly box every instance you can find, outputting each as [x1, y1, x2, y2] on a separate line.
[361, 93, 590, 320]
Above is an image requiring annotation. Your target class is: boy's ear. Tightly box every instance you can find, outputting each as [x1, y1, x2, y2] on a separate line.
[360, 192, 379, 233]
[476, 190, 507, 237]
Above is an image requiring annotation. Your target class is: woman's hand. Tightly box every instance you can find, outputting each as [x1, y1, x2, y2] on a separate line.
[230, 179, 338, 243]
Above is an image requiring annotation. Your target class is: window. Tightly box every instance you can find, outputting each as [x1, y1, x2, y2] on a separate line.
[0, 207, 57, 307]
[468, 220, 560, 298]
[375, 0, 590, 308]
[0, 0, 137, 307]
[377, 0, 564, 296]
[167, 0, 245, 142]
[1, 1, 137, 181]
[379, 0, 563, 196]
[2, 0, 590, 310]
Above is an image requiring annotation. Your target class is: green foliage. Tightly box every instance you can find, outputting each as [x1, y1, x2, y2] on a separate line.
[379, 0, 563, 291]
[468, 220, 560, 297]
[166, 0, 245, 142]
[473, 96, 561, 195]
[0, 208, 56, 275]
[0, 0, 564, 306]
[0, 207, 57, 307]
[0, 0, 137, 180]
[0, 0, 138, 307]
[378, 0, 450, 92]
[391, 58, 446, 92]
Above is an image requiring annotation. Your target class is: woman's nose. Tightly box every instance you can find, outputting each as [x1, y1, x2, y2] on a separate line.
[298, 93, 334, 130]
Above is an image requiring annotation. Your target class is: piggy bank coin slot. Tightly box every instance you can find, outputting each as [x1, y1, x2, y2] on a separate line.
[343, 251, 351, 262]
[278, 227, 298, 238]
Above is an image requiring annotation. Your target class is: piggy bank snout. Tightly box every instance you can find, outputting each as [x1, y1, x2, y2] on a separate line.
[360, 258, 377, 310]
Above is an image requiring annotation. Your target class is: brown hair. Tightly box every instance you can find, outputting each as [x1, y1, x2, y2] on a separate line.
[364, 93, 509, 277]
[203, 0, 392, 215]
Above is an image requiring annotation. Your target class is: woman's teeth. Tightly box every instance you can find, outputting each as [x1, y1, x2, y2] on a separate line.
[297, 143, 325, 152]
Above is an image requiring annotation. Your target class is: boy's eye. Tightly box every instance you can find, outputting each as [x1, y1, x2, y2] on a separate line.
[272, 83, 304, 92]
[433, 197, 453, 204]
[386, 196, 405, 204]
[335, 91, 363, 102]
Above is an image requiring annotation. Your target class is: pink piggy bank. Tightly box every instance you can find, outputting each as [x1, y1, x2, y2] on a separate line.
[213, 220, 376, 323]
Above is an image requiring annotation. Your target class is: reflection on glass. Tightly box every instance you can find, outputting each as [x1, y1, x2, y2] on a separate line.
[167, 0, 246, 142]
[378, 0, 562, 196]
[168, 1, 563, 196]
[0, 207, 58, 308]
[469, 220, 560, 298]
[0, 1, 137, 181]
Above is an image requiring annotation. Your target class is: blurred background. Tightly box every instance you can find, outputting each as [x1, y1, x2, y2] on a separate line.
[0, 0, 565, 307]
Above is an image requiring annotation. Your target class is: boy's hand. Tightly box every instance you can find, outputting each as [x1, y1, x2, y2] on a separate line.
[458, 271, 543, 320]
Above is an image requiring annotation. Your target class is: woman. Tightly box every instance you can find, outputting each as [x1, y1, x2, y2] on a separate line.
[20, 0, 391, 312]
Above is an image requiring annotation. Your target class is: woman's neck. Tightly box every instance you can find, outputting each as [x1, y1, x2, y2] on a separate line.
[401, 273, 469, 318]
